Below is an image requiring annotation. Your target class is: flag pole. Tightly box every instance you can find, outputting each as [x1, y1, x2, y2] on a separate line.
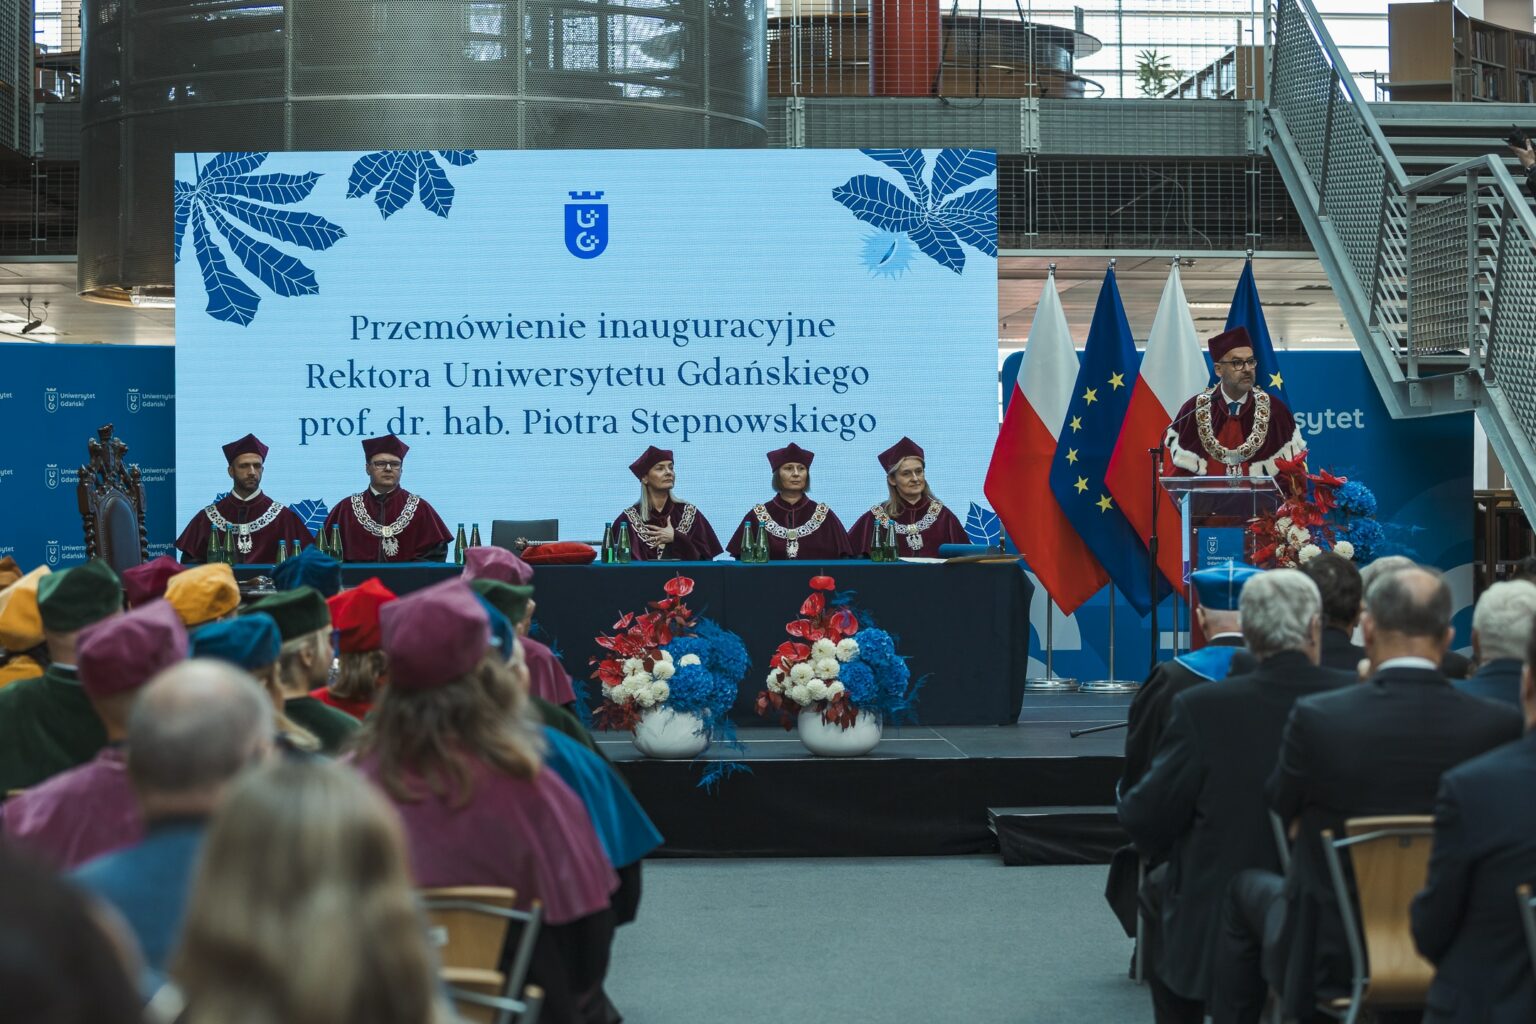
[1080, 586, 1138, 692]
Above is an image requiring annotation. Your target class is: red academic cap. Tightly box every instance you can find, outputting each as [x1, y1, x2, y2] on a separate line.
[629, 446, 674, 480]
[1208, 326, 1254, 363]
[878, 437, 925, 473]
[362, 434, 409, 461]
[462, 546, 535, 585]
[326, 576, 397, 654]
[222, 433, 269, 464]
[380, 579, 489, 690]
[768, 443, 815, 471]
[120, 555, 186, 609]
[77, 599, 189, 699]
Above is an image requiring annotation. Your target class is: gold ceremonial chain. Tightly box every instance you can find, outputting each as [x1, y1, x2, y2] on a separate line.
[1194, 387, 1271, 469]
[625, 503, 697, 554]
[871, 500, 944, 552]
[753, 502, 828, 559]
[348, 492, 421, 558]
[204, 502, 286, 556]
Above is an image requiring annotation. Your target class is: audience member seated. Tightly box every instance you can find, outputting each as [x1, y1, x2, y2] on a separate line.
[1410, 625, 1536, 1024]
[0, 565, 50, 687]
[462, 546, 578, 706]
[120, 555, 185, 609]
[0, 559, 122, 790]
[1457, 579, 1536, 708]
[1299, 552, 1367, 672]
[242, 587, 360, 754]
[0, 840, 144, 1024]
[2, 600, 188, 868]
[1210, 565, 1524, 1024]
[314, 577, 396, 719]
[73, 660, 275, 975]
[353, 579, 619, 1024]
[163, 562, 241, 628]
[1362, 555, 1471, 679]
[1119, 570, 1352, 1024]
[168, 760, 456, 1024]
[273, 544, 343, 597]
[192, 612, 322, 754]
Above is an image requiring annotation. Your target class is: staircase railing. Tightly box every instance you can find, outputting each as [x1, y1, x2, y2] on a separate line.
[1267, 0, 1536, 512]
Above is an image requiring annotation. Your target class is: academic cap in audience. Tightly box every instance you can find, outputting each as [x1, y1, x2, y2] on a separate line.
[468, 579, 534, 628]
[0, 565, 50, 651]
[768, 443, 815, 471]
[77, 600, 189, 699]
[1208, 325, 1253, 362]
[381, 579, 489, 691]
[243, 586, 329, 643]
[361, 434, 409, 461]
[192, 613, 281, 671]
[0, 555, 20, 588]
[36, 559, 122, 633]
[629, 445, 673, 479]
[327, 577, 396, 653]
[273, 545, 342, 597]
[473, 593, 515, 664]
[164, 563, 241, 628]
[222, 433, 269, 464]
[462, 545, 535, 585]
[1191, 562, 1264, 612]
[878, 437, 924, 472]
[120, 555, 186, 608]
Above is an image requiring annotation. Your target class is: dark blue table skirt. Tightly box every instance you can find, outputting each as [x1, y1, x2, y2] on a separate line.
[236, 560, 1032, 726]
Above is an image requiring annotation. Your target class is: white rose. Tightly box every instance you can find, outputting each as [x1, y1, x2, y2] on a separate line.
[680, 653, 702, 667]
[1332, 541, 1354, 559]
[1276, 516, 1293, 532]
[807, 680, 829, 700]
[658, 649, 673, 662]
[622, 658, 643, 675]
[835, 638, 859, 662]
[653, 660, 675, 680]
[1298, 543, 1322, 563]
[636, 687, 658, 708]
[789, 684, 812, 706]
[1288, 526, 1310, 547]
[624, 671, 653, 689]
[828, 681, 845, 695]
[814, 657, 839, 680]
[611, 687, 631, 704]
[789, 662, 814, 684]
[651, 681, 670, 703]
[811, 638, 837, 660]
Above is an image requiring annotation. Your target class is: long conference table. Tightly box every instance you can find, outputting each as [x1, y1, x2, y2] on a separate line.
[234, 560, 1034, 726]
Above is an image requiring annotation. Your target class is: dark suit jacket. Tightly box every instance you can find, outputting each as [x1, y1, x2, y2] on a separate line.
[1319, 627, 1366, 674]
[1118, 650, 1352, 1001]
[1453, 658, 1523, 709]
[1442, 649, 1473, 679]
[1121, 635, 1247, 794]
[1412, 730, 1536, 1024]
[1265, 667, 1524, 1017]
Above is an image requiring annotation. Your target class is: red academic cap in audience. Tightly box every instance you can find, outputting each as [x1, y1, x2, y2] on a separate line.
[878, 437, 924, 473]
[1208, 326, 1254, 363]
[77, 599, 189, 699]
[629, 446, 673, 480]
[120, 555, 186, 609]
[221, 433, 269, 464]
[462, 546, 535, 585]
[381, 579, 489, 690]
[768, 443, 815, 471]
[327, 577, 397, 654]
[362, 434, 409, 461]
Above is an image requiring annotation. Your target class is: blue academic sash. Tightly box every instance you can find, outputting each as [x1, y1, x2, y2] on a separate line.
[1173, 645, 1241, 683]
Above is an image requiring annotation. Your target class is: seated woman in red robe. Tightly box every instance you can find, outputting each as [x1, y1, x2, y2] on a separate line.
[726, 443, 852, 560]
[353, 580, 618, 1023]
[610, 446, 723, 561]
[848, 437, 970, 558]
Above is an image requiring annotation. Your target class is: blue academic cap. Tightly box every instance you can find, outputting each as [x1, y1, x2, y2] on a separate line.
[1190, 562, 1263, 612]
[472, 593, 512, 663]
[191, 613, 282, 671]
[274, 545, 342, 597]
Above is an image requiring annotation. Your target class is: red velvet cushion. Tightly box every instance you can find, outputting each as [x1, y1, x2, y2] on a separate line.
[521, 541, 597, 565]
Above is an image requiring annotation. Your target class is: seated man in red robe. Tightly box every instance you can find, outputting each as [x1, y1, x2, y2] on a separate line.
[1165, 326, 1305, 478]
[321, 434, 452, 562]
[611, 446, 723, 561]
[727, 443, 852, 560]
[174, 434, 315, 565]
[848, 437, 969, 557]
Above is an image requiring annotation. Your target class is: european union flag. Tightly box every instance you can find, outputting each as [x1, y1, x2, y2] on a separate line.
[1224, 260, 1291, 406]
[1047, 268, 1169, 616]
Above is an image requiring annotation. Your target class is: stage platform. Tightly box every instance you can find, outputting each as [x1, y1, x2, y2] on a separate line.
[600, 691, 1132, 859]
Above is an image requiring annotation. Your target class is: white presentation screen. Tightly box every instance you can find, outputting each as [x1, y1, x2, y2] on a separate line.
[173, 148, 999, 541]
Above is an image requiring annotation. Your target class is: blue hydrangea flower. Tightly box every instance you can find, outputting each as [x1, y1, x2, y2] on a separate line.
[1342, 519, 1386, 562]
[839, 660, 878, 706]
[1334, 481, 1378, 519]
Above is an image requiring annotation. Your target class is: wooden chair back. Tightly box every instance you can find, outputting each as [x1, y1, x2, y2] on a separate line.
[421, 886, 516, 972]
[75, 424, 149, 574]
[441, 967, 544, 1024]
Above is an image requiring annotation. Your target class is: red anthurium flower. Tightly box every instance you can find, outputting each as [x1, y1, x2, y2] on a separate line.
[800, 592, 826, 618]
[664, 576, 695, 597]
[828, 608, 859, 637]
[809, 576, 836, 591]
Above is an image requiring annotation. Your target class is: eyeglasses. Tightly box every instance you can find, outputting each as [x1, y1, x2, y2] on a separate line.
[369, 460, 402, 470]
[1217, 358, 1258, 369]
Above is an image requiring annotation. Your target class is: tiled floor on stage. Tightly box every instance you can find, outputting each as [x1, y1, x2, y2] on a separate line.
[593, 691, 1133, 761]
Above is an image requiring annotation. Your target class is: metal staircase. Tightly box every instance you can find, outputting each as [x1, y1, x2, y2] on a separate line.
[1265, 0, 1536, 516]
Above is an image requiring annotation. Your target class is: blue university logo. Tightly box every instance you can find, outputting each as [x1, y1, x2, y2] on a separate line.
[44, 464, 58, 490]
[45, 540, 60, 566]
[564, 191, 608, 259]
[126, 388, 140, 413]
[43, 387, 58, 413]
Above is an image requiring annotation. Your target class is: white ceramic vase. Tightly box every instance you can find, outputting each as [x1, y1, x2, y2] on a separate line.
[631, 707, 709, 759]
[797, 709, 882, 757]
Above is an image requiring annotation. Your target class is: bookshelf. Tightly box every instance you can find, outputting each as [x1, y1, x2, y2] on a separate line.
[1387, 1, 1536, 103]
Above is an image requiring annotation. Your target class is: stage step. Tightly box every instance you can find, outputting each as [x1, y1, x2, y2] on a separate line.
[988, 805, 1127, 867]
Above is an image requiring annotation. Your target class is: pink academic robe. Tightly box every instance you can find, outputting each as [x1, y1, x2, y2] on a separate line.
[848, 499, 970, 557]
[524, 636, 577, 706]
[174, 491, 314, 565]
[321, 488, 452, 563]
[0, 746, 142, 869]
[725, 496, 853, 561]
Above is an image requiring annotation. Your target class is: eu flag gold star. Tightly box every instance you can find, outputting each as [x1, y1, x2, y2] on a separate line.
[1096, 494, 1114, 513]
[1108, 372, 1126, 390]
[1065, 448, 1079, 465]
[1268, 372, 1284, 389]
[1074, 476, 1089, 494]
[1083, 387, 1098, 405]
[1069, 416, 1082, 432]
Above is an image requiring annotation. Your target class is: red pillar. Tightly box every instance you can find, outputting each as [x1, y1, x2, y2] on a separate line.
[869, 0, 941, 97]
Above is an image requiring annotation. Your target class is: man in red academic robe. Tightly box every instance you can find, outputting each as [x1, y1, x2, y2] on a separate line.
[611, 446, 724, 561]
[321, 434, 452, 562]
[727, 443, 852, 560]
[174, 434, 315, 565]
[1165, 326, 1306, 478]
[848, 437, 970, 558]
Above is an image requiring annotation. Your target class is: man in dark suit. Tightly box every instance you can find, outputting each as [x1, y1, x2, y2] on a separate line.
[1210, 565, 1524, 1024]
[1412, 626, 1536, 1023]
[1300, 552, 1366, 673]
[1455, 579, 1536, 708]
[1120, 569, 1352, 1023]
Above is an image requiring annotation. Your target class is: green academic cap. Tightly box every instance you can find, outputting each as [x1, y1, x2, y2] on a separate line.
[468, 579, 535, 626]
[242, 586, 330, 643]
[36, 559, 123, 633]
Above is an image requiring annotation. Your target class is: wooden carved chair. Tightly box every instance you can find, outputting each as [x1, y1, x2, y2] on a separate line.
[76, 424, 149, 574]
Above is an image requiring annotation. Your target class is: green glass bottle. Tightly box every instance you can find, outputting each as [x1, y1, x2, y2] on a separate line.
[615, 521, 632, 563]
[277, 539, 289, 563]
[329, 525, 343, 561]
[885, 522, 900, 561]
[601, 523, 613, 564]
[454, 523, 468, 565]
[470, 523, 481, 549]
[223, 527, 236, 565]
[753, 521, 767, 562]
